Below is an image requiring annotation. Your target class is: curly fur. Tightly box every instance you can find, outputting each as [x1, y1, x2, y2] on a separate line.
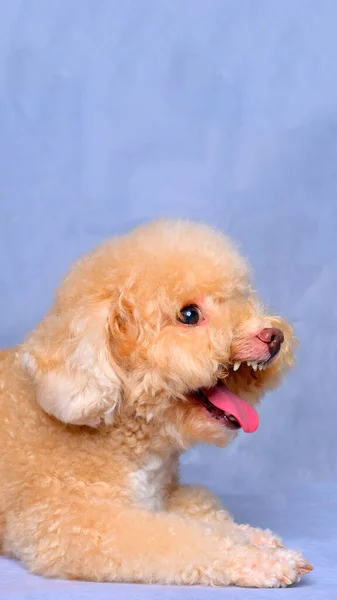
[0, 219, 312, 586]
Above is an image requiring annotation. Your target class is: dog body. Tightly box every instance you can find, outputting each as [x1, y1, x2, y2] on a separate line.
[0, 220, 312, 586]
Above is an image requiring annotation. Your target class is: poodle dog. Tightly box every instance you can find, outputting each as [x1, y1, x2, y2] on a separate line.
[0, 219, 312, 587]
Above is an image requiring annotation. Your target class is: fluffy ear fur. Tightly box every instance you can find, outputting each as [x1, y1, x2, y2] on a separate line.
[20, 303, 122, 427]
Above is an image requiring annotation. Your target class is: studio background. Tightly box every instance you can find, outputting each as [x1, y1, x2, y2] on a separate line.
[0, 2, 336, 598]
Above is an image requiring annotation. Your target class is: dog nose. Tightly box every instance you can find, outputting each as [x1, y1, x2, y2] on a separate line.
[256, 327, 284, 357]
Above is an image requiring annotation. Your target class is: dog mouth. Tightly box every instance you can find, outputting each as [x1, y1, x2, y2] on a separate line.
[194, 388, 243, 430]
[190, 357, 273, 433]
[193, 383, 259, 433]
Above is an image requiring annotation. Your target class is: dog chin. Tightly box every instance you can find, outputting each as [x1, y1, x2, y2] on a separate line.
[197, 411, 240, 447]
[182, 411, 240, 448]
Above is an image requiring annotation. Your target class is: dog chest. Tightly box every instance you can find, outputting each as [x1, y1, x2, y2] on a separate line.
[130, 454, 176, 511]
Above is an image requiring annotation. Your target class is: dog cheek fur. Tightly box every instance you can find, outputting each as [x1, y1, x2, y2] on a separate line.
[149, 329, 219, 394]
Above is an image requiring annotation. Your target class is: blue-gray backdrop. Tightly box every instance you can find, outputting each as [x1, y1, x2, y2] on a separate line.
[0, 2, 336, 598]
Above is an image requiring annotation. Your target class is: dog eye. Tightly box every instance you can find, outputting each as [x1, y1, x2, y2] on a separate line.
[177, 305, 201, 326]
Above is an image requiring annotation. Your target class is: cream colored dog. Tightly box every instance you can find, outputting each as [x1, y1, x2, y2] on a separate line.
[0, 219, 312, 587]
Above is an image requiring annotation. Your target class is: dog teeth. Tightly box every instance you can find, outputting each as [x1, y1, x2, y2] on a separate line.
[232, 360, 268, 372]
[224, 413, 238, 423]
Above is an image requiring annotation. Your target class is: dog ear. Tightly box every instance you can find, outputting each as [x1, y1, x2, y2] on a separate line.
[20, 302, 123, 427]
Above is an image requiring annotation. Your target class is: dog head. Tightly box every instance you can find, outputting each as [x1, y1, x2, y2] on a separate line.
[21, 220, 295, 449]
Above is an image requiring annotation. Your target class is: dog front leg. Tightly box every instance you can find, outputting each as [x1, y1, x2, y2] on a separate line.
[167, 483, 284, 548]
[167, 483, 234, 524]
[3, 485, 311, 586]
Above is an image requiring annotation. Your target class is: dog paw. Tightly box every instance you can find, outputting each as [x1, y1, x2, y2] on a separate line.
[226, 545, 313, 588]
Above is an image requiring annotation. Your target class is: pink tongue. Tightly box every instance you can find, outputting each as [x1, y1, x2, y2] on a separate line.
[202, 384, 259, 433]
